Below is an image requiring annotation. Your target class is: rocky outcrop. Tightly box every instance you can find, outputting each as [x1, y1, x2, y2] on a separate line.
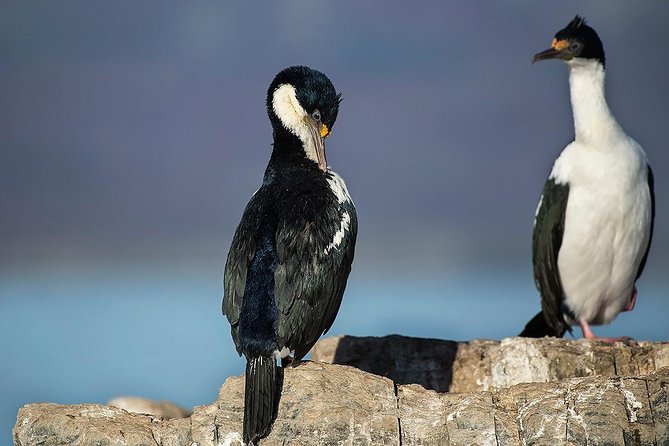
[312, 335, 669, 392]
[13, 336, 669, 446]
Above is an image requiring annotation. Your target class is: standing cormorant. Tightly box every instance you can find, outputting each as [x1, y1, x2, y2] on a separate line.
[223, 66, 357, 444]
[520, 16, 654, 341]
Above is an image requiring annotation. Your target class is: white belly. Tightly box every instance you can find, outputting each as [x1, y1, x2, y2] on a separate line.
[556, 147, 651, 325]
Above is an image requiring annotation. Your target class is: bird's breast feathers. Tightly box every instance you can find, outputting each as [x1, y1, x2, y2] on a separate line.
[550, 140, 652, 324]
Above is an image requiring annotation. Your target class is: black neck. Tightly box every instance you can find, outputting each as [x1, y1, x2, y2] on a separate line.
[264, 128, 319, 184]
[271, 127, 303, 154]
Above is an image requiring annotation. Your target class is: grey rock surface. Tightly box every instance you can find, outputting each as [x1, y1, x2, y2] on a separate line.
[311, 335, 669, 393]
[13, 336, 669, 446]
[108, 396, 192, 419]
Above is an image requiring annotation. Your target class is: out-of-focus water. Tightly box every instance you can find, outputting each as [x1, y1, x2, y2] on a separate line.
[1, 265, 666, 444]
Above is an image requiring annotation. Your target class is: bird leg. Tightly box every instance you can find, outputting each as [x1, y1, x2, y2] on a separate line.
[623, 287, 637, 312]
[579, 321, 635, 345]
[281, 356, 294, 368]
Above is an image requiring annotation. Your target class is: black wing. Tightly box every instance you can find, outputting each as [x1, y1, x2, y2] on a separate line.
[274, 200, 357, 361]
[526, 178, 570, 337]
[222, 192, 265, 356]
[635, 164, 655, 281]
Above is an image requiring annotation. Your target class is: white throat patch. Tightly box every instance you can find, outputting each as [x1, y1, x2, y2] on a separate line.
[272, 83, 320, 165]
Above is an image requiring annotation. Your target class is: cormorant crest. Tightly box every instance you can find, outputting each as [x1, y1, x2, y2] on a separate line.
[567, 15, 587, 31]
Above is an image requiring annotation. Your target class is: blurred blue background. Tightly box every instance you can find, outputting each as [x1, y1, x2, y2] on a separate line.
[1, 1, 668, 443]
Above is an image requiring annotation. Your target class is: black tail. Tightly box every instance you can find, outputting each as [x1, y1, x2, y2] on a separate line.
[243, 356, 283, 445]
[519, 311, 567, 338]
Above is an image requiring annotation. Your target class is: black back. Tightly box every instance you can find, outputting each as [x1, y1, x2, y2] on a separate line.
[223, 157, 357, 361]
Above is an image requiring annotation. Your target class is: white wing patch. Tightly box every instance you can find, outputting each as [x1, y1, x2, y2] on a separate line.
[324, 170, 354, 254]
[533, 193, 544, 226]
[324, 211, 351, 255]
[327, 170, 353, 204]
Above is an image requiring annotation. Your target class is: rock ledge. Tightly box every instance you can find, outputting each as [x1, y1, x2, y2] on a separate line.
[14, 336, 669, 446]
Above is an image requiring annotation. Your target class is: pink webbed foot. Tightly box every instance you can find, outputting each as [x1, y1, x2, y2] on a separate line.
[579, 321, 636, 346]
[623, 288, 637, 312]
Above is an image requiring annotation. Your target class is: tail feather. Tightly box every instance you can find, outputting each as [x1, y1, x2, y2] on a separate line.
[519, 311, 567, 338]
[244, 356, 283, 445]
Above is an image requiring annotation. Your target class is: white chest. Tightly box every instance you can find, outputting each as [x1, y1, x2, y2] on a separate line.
[552, 140, 652, 325]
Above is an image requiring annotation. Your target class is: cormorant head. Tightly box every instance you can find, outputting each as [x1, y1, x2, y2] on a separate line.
[532, 16, 605, 67]
[266, 66, 342, 171]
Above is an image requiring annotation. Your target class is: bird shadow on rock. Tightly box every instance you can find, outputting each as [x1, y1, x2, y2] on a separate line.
[330, 334, 457, 393]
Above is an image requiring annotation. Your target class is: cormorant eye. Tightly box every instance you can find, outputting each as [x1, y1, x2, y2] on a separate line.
[570, 41, 582, 51]
[311, 110, 321, 122]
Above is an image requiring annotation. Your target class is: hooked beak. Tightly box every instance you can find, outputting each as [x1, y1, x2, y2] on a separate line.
[307, 118, 328, 172]
[532, 38, 574, 63]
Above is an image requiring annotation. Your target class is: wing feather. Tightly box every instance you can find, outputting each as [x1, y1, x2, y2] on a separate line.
[275, 201, 357, 360]
[635, 164, 655, 281]
[532, 178, 570, 337]
[223, 192, 265, 355]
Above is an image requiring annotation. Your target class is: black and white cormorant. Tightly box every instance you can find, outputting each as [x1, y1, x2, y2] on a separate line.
[520, 16, 655, 341]
[222, 66, 357, 444]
